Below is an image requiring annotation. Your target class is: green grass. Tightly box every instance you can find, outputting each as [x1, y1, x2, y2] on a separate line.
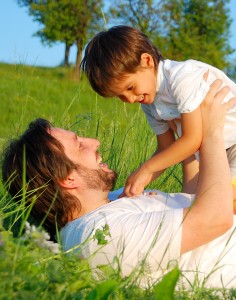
[0, 62, 137, 137]
[1, 63, 232, 299]
[0, 62, 182, 191]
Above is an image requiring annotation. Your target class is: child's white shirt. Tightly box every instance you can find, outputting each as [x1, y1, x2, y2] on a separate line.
[142, 59, 236, 149]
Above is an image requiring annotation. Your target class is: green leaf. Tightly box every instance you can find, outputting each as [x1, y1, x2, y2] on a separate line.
[93, 224, 111, 245]
[153, 266, 180, 300]
[86, 279, 118, 300]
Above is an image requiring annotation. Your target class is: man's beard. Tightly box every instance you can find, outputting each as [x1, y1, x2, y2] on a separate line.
[77, 165, 117, 191]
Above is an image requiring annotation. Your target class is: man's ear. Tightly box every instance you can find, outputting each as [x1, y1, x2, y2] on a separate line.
[140, 53, 154, 68]
[59, 170, 80, 189]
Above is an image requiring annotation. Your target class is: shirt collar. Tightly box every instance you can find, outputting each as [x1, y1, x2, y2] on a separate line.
[156, 60, 165, 95]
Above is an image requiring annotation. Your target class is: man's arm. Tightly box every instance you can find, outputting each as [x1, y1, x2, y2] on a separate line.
[181, 80, 236, 253]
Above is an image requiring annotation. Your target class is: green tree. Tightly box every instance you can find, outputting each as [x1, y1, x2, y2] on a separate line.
[108, 0, 234, 69]
[157, 0, 234, 69]
[108, 0, 165, 39]
[17, 0, 106, 79]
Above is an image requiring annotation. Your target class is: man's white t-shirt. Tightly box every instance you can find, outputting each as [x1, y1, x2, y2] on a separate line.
[141, 59, 236, 149]
[60, 190, 236, 288]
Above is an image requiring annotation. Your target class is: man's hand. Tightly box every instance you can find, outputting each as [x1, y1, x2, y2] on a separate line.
[119, 164, 154, 197]
[201, 79, 236, 136]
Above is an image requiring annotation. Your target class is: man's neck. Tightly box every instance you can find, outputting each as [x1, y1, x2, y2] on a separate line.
[70, 189, 110, 221]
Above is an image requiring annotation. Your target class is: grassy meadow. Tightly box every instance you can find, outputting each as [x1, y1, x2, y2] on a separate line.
[0, 62, 182, 192]
[0, 62, 234, 299]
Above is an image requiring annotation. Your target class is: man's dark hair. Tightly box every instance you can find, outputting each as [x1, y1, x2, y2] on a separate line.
[80, 25, 163, 97]
[1, 118, 81, 238]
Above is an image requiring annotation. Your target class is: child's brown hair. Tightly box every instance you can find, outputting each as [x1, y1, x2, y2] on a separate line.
[80, 25, 163, 97]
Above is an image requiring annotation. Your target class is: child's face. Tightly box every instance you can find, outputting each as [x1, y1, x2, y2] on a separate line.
[110, 53, 157, 105]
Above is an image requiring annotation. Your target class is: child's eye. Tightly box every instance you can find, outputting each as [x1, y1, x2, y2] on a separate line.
[127, 86, 133, 91]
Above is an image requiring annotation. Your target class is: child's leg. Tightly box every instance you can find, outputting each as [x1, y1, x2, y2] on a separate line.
[226, 145, 236, 213]
[182, 155, 199, 194]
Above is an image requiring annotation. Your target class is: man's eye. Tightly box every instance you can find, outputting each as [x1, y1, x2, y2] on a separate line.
[127, 86, 133, 91]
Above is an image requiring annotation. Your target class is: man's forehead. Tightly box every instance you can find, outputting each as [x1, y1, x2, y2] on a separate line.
[49, 127, 75, 139]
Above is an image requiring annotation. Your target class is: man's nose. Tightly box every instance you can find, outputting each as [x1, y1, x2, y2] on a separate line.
[81, 137, 99, 149]
[92, 138, 100, 149]
[88, 138, 100, 149]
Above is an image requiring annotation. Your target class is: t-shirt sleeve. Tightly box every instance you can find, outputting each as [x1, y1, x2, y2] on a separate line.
[170, 60, 211, 113]
[87, 208, 183, 279]
[141, 103, 170, 135]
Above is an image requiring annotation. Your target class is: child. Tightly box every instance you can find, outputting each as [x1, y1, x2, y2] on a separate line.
[81, 25, 236, 198]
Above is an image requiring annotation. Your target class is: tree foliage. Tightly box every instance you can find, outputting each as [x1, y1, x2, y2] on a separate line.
[108, 0, 165, 38]
[157, 0, 233, 69]
[17, 0, 106, 79]
[16, 0, 235, 74]
[108, 0, 234, 70]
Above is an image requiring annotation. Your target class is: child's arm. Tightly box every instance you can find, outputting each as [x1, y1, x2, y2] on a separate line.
[123, 107, 202, 197]
[118, 128, 176, 198]
[151, 127, 177, 177]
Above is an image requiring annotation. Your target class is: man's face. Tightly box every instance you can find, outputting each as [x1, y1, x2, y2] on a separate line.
[50, 128, 116, 191]
[76, 165, 116, 192]
[109, 53, 157, 105]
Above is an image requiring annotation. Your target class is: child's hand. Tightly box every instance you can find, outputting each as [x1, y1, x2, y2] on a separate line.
[121, 165, 154, 197]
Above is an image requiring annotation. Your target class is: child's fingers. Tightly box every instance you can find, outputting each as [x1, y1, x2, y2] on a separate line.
[129, 185, 141, 196]
[123, 182, 142, 197]
[124, 187, 138, 197]
[122, 184, 133, 197]
[118, 192, 125, 198]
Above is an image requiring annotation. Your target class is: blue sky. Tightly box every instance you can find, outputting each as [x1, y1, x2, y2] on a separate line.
[1, 0, 236, 67]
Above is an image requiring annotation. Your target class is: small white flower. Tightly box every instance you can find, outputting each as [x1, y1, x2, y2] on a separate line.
[23, 221, 60, 254]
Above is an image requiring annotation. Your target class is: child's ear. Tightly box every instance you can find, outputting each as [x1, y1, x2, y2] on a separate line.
[140, 53, 155, 67]
[59, 170, 80, 189]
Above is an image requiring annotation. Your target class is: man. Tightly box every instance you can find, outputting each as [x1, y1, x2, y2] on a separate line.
[2, 80, 236, 288]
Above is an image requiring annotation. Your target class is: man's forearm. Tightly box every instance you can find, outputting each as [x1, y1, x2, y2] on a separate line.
[181, 80, 235, 253]
[197, 131, 233, 218]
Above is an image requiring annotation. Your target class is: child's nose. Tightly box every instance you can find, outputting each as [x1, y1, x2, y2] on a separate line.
[127, 94, 136, 104]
